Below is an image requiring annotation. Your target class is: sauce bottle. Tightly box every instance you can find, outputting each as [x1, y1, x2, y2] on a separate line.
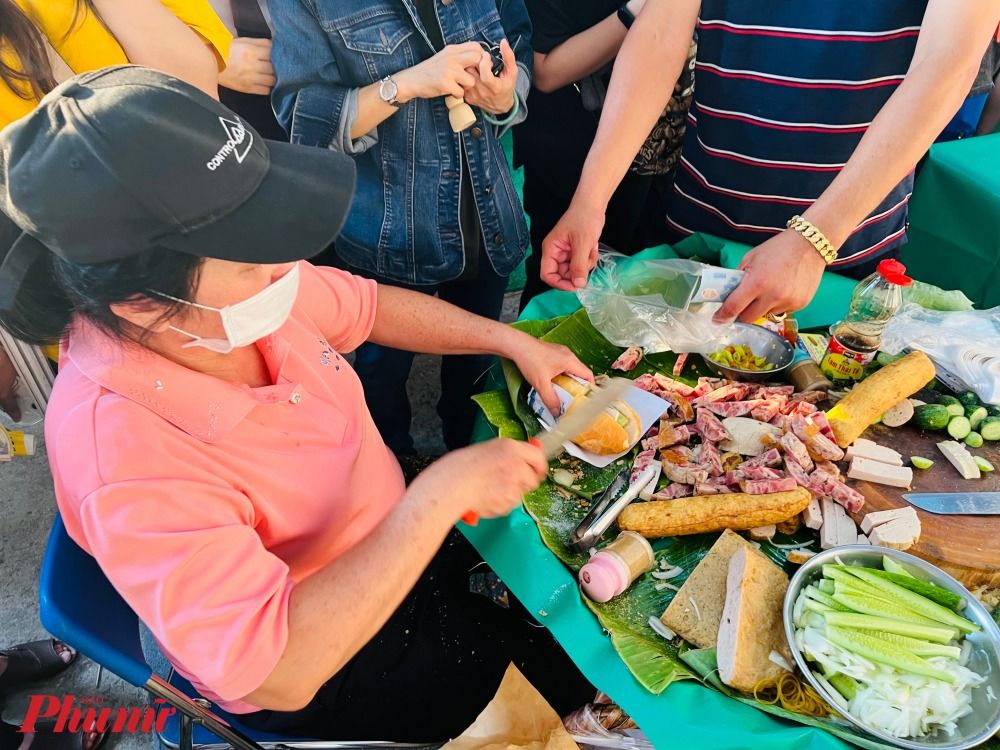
[820, 259, 912, 384]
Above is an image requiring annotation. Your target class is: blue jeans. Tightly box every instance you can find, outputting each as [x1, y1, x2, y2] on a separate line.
[351, 251, 508, 454]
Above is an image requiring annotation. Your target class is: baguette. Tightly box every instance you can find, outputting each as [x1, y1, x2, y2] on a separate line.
[826, 351, 935, 448]
[618, 487, 811, 538]
[552, 375, 641, 454]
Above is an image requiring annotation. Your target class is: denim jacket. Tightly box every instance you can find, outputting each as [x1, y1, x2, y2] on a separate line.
[271, 0, 533, 285]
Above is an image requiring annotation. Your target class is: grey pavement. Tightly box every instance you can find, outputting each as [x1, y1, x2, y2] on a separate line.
[0, 293, 518, 748]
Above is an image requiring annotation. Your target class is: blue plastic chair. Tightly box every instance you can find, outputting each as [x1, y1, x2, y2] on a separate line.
[39, 514, 436, 750]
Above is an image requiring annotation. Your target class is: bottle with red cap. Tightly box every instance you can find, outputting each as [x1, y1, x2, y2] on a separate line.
[820, 259, 913, 384]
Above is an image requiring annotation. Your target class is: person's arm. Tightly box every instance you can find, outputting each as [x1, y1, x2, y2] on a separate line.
[533, 0, 644, 94]
[270, 0, 482, 150]
[369, 285, 592, 413]
[91, 0, 220, 97]
[715, 0, 1000, 324]
[351, 43, 484, 138]
[245, 438, 547, 710]
[219, 37, 275, 95]
[977, 70, 1000, 134]
[540, 0, 701, 291]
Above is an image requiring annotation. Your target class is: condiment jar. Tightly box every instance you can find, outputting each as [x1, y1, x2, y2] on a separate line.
[579, 532, 655, 603]
[788, 349, 833, 394]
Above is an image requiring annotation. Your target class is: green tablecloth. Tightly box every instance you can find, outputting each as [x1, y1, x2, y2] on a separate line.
[904, 133, 1000, 310]
[463, 234, 862, 749]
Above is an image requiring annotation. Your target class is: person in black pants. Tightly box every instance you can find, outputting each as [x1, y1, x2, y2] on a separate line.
[514, 0, 695, 311]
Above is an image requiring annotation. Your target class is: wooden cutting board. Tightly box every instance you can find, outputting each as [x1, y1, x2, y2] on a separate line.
[846, 422, 1000, 589]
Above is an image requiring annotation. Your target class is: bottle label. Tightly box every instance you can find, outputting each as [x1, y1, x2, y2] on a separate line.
[820, 336, 875, 382]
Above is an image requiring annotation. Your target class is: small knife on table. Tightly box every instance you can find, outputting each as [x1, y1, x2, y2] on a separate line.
[462, 377, 633, 526]
[903, 492, 1000, 515]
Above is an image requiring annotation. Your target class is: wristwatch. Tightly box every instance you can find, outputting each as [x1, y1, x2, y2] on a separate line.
[617, 2, 636, 29]
[379, 75, 401, 107]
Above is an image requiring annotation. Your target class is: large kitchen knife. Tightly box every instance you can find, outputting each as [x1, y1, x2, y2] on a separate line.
[461, 376, 633, 525]
[529, 376, 633, 459]
[903, 492, 1000, 515]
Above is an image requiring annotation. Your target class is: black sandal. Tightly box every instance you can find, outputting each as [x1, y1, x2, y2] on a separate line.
[0, 640, 77, 692]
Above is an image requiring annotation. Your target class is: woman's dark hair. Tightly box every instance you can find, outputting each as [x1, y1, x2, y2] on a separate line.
[0, 0, 100, 101]
[0, 250, 203, 347]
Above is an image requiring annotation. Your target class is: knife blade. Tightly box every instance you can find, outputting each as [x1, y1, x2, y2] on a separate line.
[531, 376, 633, 459]
[461, 376, 633, 526]
[903, 492, 1000, 515]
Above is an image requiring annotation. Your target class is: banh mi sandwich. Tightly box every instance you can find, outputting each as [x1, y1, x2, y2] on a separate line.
[552, 375, 641, 455]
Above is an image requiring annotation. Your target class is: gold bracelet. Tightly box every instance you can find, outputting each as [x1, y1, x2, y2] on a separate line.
[786, 215, 838, 264]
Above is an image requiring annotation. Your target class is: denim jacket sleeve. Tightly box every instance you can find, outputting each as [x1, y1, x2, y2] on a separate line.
[497, 0, 534, 134]
[270, 0, 379, 154]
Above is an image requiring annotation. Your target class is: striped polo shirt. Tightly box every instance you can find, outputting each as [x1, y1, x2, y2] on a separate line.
[666, 1, 927, 268]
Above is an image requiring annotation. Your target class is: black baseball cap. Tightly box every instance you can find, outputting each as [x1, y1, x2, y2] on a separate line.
[0, 65, 356, 308]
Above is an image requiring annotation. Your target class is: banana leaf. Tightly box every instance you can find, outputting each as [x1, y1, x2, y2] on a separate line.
[472, 308, 1000, 750]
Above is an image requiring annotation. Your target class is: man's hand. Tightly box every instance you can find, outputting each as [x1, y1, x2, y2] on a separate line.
[462, 39, 519, 115]
[219, 37, 275, 95]
[713, 230, 828, 324]
[540, 199, 605, 291]
[511, 337, 594, 416]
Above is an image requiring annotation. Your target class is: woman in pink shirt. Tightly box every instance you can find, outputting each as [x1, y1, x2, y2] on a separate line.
[0, 67, 595, 741]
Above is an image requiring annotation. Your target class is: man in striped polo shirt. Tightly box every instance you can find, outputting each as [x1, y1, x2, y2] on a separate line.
[540, 0, 1000, 323]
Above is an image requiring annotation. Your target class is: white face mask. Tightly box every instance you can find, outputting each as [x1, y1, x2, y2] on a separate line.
[158, 263, 300, 354]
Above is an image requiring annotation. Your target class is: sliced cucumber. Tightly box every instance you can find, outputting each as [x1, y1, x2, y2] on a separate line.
[864, 569, 963, 610]
[910, 456, 934, 470]
[966, 405, 988, 429]
[841, 567, 979, 634]
[965, 431, 984, 449]
[975, 456, 995, 473]
[858, 630, 961, 660]
[937, 394, 965, 417]
[980, 416, 1000, 441]
[947, 416, 972, 441]
[882, 556, 915, 578]
[821, 611, 957, 644]
[827, 673, 859, 702]
[825, 627, 956, 682]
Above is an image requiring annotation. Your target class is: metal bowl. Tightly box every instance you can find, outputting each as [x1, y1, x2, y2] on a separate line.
[701, 322, 796, 382]
[783, 546, 1000, 750]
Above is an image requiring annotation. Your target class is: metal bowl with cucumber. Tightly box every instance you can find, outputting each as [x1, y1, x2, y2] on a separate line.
[783, 546, 1000, 750]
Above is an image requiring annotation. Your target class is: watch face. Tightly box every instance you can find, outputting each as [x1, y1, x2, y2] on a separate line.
[380, 77, 398, 103]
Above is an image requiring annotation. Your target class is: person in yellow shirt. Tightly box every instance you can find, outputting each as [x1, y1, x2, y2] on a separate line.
[1, 0, 232, 126]
[0, 0, 234, 420]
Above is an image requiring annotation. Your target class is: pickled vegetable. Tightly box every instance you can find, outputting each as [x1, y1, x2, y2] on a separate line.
[708, 344, 775, 372]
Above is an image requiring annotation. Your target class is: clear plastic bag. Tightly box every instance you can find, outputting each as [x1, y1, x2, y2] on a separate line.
[881, 304, 1000, 403]
[576, 251, 743, 354]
